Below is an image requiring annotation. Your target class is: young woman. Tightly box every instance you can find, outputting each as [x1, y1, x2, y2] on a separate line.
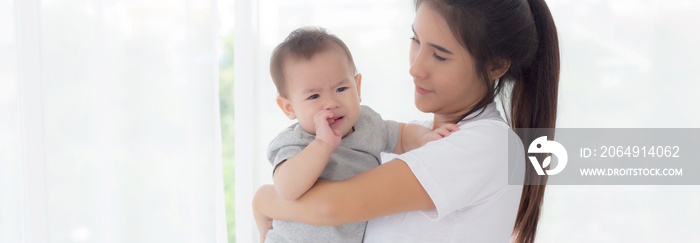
[253, 0, 559, 242]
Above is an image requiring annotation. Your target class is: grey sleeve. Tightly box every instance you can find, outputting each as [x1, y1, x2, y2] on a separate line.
[383, 119, 400, 153]
[268, 144, 304, 168]
[357, 105, 400, 154]
[266, 128, 311, 169]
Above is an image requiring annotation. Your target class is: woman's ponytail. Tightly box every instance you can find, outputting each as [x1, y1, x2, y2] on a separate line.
[511, 0, 560, 242]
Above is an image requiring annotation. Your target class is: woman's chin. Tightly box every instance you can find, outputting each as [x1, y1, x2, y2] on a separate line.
[414, 97, 434, 113]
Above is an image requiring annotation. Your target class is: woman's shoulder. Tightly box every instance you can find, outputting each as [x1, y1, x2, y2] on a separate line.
[456, 119, 511, 139]
[414, 119, 522, 162]
[459, 117, 508, 129]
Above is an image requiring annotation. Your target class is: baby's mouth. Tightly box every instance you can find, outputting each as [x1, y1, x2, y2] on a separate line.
[328, 116, 344, 125]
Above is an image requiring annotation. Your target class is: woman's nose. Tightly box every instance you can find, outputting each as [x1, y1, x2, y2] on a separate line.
[409, 50, 428, 79]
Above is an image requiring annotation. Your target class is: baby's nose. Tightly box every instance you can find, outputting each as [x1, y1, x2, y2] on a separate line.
[324, 99, 340, 110]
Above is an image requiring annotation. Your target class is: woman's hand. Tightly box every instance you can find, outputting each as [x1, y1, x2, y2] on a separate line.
[254, 208, 272, 243]
[253, 185, 275, 242]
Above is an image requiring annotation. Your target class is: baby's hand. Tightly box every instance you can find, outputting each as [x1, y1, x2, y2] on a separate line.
[314, 110, 342, 150]
[423, 123, 460, 143]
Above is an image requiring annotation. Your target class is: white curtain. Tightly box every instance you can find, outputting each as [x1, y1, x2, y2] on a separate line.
[0, 0, 227, 242]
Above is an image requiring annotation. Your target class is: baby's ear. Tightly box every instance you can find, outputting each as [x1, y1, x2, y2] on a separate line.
[354, 73, 362, 102]
[276, 96, 296, 120]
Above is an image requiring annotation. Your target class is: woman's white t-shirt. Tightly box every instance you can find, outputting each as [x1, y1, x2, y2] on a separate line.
[364, 102, 525, 242]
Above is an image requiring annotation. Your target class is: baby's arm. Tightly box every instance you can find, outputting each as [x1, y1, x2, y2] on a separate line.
[393, 123, 460, 154]
[273, 110, 342, 201]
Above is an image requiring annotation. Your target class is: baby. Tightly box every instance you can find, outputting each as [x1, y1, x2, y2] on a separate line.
[264, 27, 458, 242]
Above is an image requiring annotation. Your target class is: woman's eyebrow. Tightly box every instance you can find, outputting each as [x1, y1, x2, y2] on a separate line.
[429, 43, 453, 55]
[412, 26, 454, 55]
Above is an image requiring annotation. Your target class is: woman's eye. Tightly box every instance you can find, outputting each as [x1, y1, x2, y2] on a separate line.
[410, 37, 420, 44]
[433, 53, 447, 62]
[336, 87, 348, 92]
[307, 94, 319, 100]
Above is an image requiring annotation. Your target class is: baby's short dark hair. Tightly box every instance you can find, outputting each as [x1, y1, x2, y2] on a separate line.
[269, 27, 357, 96]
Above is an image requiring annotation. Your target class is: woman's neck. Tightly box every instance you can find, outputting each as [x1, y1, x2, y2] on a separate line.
[431, 102, 491, 129]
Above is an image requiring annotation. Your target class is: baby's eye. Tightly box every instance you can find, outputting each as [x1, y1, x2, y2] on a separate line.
[336, 87, 348, 92]
[307, 94, 319, 100]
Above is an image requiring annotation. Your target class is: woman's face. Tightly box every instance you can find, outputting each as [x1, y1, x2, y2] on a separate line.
[409, 3, 486, 118]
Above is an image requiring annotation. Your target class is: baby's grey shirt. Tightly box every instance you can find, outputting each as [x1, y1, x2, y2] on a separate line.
[265, 105, 399, 243]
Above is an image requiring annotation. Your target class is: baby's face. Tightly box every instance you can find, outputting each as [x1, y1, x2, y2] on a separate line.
[278, 48, 361, 137]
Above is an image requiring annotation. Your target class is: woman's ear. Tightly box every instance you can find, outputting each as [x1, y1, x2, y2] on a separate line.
[354, 73, 362, 103]
[276, 96, 296, 120]
[488, 58, 511, 81]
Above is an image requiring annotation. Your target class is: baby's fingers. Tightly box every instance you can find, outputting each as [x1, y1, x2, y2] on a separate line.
[427, 124, 460, 142]
[441, 123, 460, 132]
[434, 127, 451, 137]
[314, 110, 334, 125]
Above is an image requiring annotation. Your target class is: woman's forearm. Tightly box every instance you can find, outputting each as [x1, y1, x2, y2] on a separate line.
[253, 183, 341, 226]
[253, 160, 435, 226]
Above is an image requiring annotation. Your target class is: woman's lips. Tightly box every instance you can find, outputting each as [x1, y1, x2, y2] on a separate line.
[416, 85, 431, 95]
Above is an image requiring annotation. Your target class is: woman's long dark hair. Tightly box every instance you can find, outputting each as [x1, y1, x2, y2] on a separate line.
[414, 0, 559, 242]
